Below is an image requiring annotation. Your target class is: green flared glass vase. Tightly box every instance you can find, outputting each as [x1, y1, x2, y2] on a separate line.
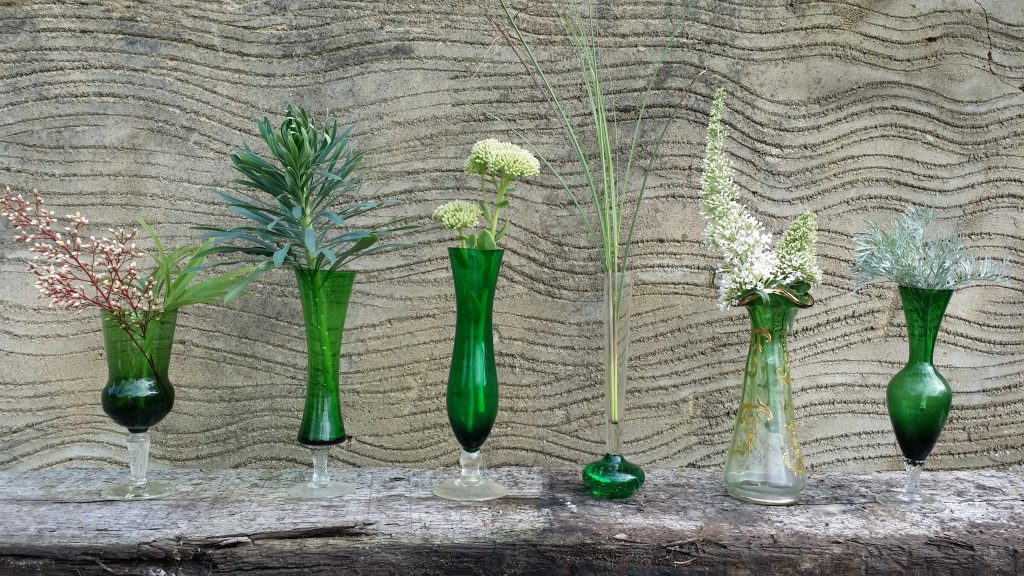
[433, 247, 507, 501]
[723, 289, 811, 505]
[288, 269, 357, 499]
[296, 269, 356, 445]
[582, 271, 645, 500]
[99, 310, 177, 500]
[878, 286, 953, 507]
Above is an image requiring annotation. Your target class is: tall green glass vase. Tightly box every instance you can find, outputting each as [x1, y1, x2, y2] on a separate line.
[723, 289, 811, 505]
[287, 268, 356, 499]
[582, 271, 645, 499]
[99, 310, 177, 500]
[877, 286, 954, 509]
[433, 247, 507, 501]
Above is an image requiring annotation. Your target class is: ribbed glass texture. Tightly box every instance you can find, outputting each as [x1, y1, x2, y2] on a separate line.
[296, 269, 355, 446]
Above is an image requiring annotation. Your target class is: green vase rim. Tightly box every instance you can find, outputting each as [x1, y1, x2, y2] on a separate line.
[734, 287, 814, 309]
[896, 285, 954, 295]
[295, 268, 357, 278]
[99, 309, 178, 323]
[448, 247, 505, 254]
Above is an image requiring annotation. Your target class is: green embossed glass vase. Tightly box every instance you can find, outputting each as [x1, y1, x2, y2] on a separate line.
[723, 289, 812, 505]
[100, 310, 177, 500]
[288, 268, 357, 499]
[433, 247, 507, 501]
[582, 271, 645, 500]
[877, 286, 954, 509]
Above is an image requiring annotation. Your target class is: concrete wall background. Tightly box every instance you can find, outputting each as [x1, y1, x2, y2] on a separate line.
[1, 1, 1021, 472]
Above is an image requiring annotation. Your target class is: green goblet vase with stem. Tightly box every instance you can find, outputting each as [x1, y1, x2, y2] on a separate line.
[434, 247, 507, 502]
[877, 286, 954, 509]
[287, 268, 356, 499]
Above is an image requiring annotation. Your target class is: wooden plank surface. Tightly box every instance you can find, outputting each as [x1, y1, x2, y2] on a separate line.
[1, 467, 1022, 575]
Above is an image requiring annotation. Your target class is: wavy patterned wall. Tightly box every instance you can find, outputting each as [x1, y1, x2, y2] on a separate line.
[1, 1, 1022, 472]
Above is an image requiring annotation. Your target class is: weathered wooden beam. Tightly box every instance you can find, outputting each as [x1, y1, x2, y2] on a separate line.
[0, 468, 1021, 575]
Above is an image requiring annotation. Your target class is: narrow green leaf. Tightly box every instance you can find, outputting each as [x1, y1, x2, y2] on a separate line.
[273, 244, 290, 268]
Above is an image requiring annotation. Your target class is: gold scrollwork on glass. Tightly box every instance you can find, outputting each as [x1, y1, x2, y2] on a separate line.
[731, 399, 773, 456]
[750, 327, 772, 352]
[782, 418, 805, 475]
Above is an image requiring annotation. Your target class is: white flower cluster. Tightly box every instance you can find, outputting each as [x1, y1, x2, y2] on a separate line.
[700, 89, 820, 308]
[464, 139, 540, 179]
[776, 212, 821, 288]
[432, 200, 482, 232]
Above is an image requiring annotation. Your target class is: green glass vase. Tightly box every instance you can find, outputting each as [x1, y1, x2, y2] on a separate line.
[582, 271, 645, 500]
[723, 288, 811, 505]
[433, 247, 507, 501]
[99, 310, 177, 500]
[877, 286, 954, 508]
[288, 268, 356, 499]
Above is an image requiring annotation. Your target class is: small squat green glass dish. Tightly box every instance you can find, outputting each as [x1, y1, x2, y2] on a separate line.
[583, 454, 645, 499]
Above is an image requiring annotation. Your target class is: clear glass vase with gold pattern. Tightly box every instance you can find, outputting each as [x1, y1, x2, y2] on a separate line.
[723, 288, 812, 505]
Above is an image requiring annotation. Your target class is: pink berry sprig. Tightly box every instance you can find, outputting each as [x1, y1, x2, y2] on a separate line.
[1, 187, 158, 317]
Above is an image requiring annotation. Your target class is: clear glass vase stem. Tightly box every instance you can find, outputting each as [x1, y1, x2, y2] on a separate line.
[127, 431, 151, 493]
[101, 431, 174, 500]
[433, 448, 506, 501]
[459, 449, 482, 486]
[311, 446, 330, 487]
[286, 446, 355, 499]
[903, 459, 923, 501]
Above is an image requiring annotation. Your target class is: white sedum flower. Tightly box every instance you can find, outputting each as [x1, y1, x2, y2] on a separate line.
[432, 200, 482, 232]
[464, 139, 540, 179]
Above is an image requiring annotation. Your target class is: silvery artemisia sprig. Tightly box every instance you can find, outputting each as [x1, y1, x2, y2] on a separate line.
[852, 204, 1006, 291]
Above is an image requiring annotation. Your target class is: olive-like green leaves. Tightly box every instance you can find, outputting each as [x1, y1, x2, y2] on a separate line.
[200, 105, 417, 273]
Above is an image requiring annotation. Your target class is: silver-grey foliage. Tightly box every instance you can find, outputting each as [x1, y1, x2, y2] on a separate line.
[852, 204, 1006, 291]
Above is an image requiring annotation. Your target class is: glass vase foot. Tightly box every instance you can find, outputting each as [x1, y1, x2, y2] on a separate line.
[286, 480, 356, 499]
[286, 446, 354, 499]
[875, 459, 946, 512]
[875, 489, 945, 512]
[433, 477, 507, 501]
[434, 449, 506, 502]
[726, 481, 800, 505]
[101, 481, 174, 501]
[582, 453, 644, 499]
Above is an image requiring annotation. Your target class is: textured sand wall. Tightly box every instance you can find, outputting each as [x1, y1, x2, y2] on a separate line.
[0, 1, 1021, 472]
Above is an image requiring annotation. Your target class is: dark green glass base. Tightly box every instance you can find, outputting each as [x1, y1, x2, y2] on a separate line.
[297, 435, 348, 447]
[582, 453, 645, 499]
